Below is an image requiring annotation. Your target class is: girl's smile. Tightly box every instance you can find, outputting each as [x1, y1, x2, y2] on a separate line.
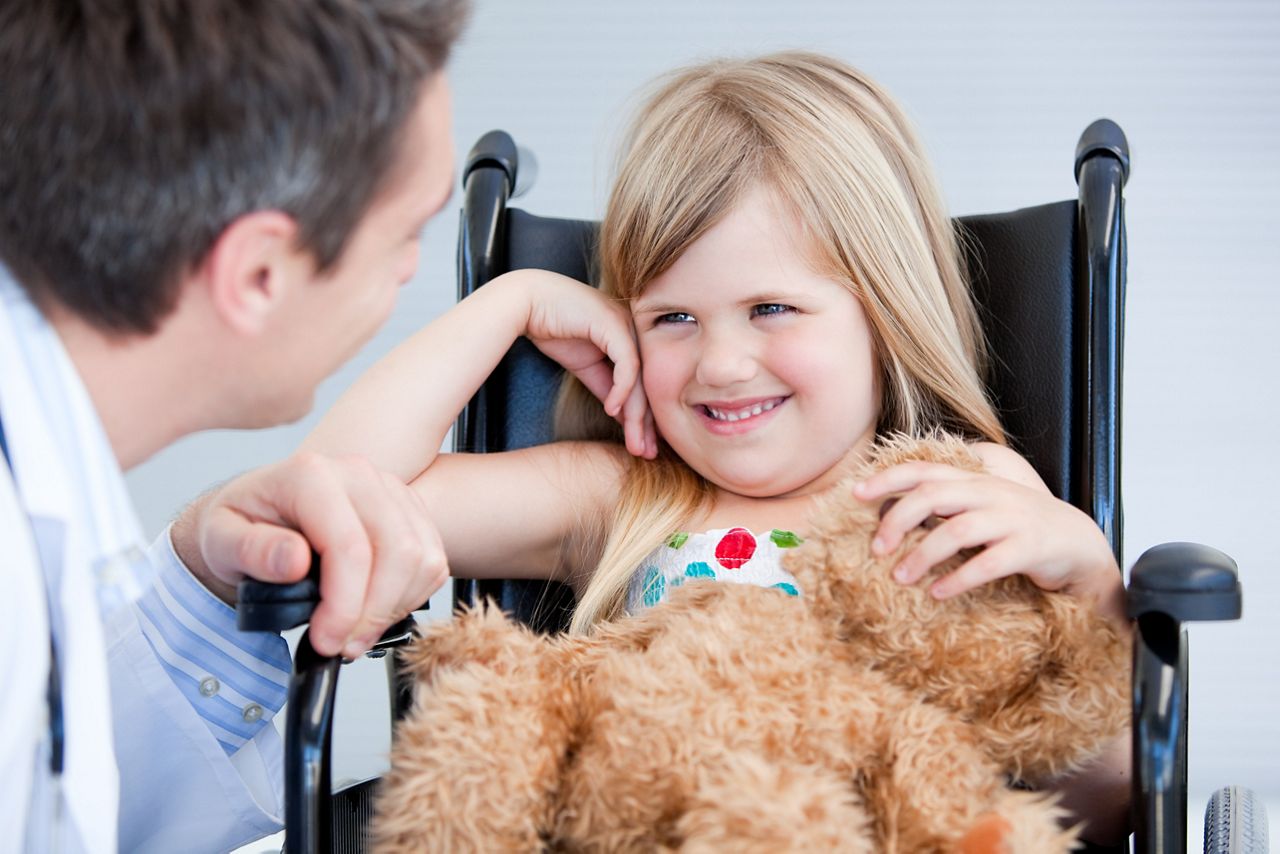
[697, 395, 789, 434]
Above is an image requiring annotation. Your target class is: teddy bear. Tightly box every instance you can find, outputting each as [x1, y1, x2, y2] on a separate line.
[368, 435, 1131, 853]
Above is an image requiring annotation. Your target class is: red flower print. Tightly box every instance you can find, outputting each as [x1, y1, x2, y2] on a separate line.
[714, 527, 756, 570]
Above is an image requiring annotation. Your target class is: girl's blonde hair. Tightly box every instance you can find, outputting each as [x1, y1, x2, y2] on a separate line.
[559, 51, 1005, 633]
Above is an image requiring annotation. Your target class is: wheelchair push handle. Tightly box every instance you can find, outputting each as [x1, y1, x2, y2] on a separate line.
[236, 555, 323, 633]
[1074, 118, 1131, 185]
[464, 129, 538, 199]
[236, 553, 433, 636]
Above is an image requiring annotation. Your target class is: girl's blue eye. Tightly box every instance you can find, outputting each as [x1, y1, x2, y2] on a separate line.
[752, 303, 795, 317]
[656, 312, 695, 325]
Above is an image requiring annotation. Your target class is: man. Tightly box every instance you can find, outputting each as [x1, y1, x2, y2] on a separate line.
[0, 0, 468, 850]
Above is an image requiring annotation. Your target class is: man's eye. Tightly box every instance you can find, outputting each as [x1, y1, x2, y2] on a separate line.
[656, 312, 695, 325]
[752, 303, 796, 317]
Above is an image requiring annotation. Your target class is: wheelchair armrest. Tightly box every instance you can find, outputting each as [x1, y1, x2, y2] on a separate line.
[1127, 542, 1242, 854]
[1127, 542, 1241, 623]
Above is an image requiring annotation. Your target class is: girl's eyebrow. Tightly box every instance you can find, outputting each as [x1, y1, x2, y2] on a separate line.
[631, 300, 686, 315]
[633, 292, 805, 315]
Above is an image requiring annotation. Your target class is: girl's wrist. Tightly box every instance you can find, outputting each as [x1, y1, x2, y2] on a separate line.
[476, 269, 542, 340]
[1066, 555, 1129, 627]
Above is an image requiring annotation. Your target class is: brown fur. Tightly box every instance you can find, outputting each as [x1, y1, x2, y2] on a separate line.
[370, 435, 1129, 853]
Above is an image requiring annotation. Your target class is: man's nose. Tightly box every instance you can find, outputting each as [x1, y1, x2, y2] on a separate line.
[695, 328, 758, 387]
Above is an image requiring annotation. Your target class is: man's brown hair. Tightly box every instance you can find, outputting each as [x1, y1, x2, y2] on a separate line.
[0, 0, 468, 333]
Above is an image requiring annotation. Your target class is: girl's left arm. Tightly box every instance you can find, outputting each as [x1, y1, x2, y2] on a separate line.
[854, 443, 1132, 844]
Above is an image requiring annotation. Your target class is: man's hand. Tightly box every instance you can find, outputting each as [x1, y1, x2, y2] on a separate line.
[171, 452, 449, 658]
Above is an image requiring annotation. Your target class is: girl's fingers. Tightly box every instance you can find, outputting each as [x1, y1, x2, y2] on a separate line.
[573, 355, 616, 407]
[621, 378, 651, 458]
[854, 461, 973, 502]
[872, 478, 994, 555]
[891, 510, 1006, 585]
[596, 313, 642, 417]
[929, 540, 1024, 599]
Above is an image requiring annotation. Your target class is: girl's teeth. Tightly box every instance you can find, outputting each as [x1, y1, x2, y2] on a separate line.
[707, 399, 780, 422]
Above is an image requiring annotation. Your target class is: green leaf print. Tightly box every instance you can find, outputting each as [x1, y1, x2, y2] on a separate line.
[666, 532, 690, 549]
[770, 529, 803, 548]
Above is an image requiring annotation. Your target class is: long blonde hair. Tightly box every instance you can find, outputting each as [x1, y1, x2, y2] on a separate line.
[559, 52, 1005, 633]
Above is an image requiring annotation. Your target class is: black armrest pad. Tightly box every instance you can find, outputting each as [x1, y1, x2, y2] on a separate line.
[1127, 542, 1241, 622]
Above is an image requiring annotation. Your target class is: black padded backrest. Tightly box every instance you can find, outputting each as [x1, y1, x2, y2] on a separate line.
[960, 201, 1078, 505]
[491, 202, 1081, 505]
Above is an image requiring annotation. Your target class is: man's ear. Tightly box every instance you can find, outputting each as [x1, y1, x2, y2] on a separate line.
[200, 211, 308, 336]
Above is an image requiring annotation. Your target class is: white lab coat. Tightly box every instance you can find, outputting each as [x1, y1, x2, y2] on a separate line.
[0, 267, 286, 853]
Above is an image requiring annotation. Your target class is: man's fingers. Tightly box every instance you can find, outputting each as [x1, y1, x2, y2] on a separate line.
[200, 507, 312, 584]
[341, 476, 445, 656]
[283, 464, 377, 656]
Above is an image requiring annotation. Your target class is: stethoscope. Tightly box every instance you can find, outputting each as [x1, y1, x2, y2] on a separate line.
[0, 415, 66, 784]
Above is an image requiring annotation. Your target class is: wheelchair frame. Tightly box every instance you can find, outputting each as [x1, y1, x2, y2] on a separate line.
[236, 121, 1251, 854]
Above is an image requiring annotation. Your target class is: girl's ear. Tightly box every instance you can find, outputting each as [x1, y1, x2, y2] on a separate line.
[199, 210, 309, 336]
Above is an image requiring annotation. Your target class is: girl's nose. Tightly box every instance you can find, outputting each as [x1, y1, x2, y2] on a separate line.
[695, 330, 758, 388]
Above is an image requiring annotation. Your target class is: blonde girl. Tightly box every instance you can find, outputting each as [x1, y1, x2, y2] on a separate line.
[305, 52, 1130, 844]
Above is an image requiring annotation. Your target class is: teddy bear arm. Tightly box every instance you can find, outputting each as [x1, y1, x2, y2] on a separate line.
[861, 699, 1077, 854]
[371, 620, 582, 852]
[975, 597, 1132, 782]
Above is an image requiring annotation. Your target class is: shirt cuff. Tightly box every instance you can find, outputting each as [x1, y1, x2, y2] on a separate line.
[134, 525, 291, 756]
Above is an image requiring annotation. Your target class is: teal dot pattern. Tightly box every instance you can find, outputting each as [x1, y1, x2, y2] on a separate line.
[640, 565, 666, 608]
[625, 528, 804, 614]
[684, 561, 715, 580]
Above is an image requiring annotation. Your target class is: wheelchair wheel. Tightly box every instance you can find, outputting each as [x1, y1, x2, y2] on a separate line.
[331, 776, 380, 854]
[1204, 786, 1269, 854]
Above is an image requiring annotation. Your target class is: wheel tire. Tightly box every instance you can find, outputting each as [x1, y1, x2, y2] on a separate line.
[1204, 786, 1269, 854]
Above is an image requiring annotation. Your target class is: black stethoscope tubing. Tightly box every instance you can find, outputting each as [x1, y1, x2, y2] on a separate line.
[0, 413, 66, 779]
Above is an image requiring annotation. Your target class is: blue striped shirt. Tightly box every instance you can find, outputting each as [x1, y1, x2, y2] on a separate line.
[139, 531, 291, 755]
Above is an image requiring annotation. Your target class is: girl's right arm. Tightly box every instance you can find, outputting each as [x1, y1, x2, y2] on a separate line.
[305, 269, 649, 481]
[303, 269, 651, 583]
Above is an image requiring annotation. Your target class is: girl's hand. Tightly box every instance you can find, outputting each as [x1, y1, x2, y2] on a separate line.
[852, 444, 1123, 616]
[514, 270, 657, 459]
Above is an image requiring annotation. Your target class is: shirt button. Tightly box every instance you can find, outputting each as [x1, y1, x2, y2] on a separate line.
[242, 703, 263, 723]
[199, 676, 220, 697]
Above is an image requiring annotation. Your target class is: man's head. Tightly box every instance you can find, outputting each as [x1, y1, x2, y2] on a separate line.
[0, 0, 468, 336]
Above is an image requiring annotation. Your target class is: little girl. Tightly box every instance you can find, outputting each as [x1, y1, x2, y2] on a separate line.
[306, 51, 1130, 844]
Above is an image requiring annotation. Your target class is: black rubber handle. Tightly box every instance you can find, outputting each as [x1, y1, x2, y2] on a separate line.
[1074, 118, 1131, 185]
[463, 129, 519, 189]
[236, 554, 322, 633]
[235, 553, 433, 634]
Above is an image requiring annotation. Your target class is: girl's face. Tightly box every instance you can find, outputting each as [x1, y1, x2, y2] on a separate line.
[631, 185, 881, 500]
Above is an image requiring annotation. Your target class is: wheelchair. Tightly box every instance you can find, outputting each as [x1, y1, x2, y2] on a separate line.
[236, 120, 1268, 853]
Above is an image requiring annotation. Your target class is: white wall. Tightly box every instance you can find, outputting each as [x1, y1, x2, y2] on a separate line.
[127, 0, 1279, 845]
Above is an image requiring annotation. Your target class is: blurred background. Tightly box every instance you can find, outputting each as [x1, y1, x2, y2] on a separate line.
[123, 0, 1278, 847]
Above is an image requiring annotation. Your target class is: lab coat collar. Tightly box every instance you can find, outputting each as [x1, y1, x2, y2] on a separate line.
[0, 266, 154, 612]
